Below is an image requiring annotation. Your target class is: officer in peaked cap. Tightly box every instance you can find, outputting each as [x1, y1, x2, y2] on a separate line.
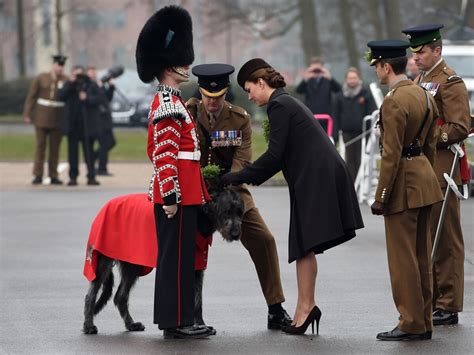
[366, 39, 411, 66]
[367, 39, 443, 341]
[187, 64, 292, 330]
[22, 54, 68, 185]
[402, 24, 443, 53]
[402, 23, 470, 327]
[52, 54, 68, 66]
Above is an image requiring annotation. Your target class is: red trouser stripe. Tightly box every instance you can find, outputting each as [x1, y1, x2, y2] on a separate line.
[177, 207, 183, 326]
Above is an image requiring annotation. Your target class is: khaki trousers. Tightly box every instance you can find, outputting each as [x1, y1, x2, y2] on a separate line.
[33, 126, 63, 178]
[384, 206, 433, 334]
[240, 207, 285, 306]
[430, 188, 464, 312]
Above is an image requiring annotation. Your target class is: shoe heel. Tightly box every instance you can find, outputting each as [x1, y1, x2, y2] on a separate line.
[311, 320, 314, 334]
[316, 318, 320, 335]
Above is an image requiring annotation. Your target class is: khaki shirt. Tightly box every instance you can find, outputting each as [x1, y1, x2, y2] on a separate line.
[187, 98, 255, 213]
[376, 79, 443, 215]
[23, 72, 68, 129]
[416, 59, 471, 187]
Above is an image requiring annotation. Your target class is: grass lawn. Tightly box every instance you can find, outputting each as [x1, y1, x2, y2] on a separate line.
[0, 128, 268, 162]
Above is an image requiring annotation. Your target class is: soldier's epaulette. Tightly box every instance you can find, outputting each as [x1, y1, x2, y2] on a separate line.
[185, 96, 200, 107]
[185, 97, 201, 117]
[447, 74, 462, 82]
[227, 103, 250, 119]
[150, 91, 190, 124]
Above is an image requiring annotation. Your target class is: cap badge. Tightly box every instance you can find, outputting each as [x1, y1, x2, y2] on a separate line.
[210, 82, 217, 87]
[406, 34, 411, 39]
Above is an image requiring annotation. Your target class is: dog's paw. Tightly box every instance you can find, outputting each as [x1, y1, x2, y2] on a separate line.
[127, 322, 145, 331]
[83, 325, 98, 335]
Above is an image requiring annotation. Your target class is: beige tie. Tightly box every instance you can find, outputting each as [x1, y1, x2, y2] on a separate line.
[208, 113, 216, 129]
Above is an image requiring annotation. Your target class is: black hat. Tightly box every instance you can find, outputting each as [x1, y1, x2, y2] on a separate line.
[135, 6, 194, 83]
[192, 64, 235, 97]
[365, 40, 410, 66]
[402, 24, 444, 52]
[237, 58, 272, 89]
[52, 55, 67, 66]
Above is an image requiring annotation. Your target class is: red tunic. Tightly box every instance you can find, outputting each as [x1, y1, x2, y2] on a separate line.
[83, 193, 212, 282]
[147, 85, 210, 205]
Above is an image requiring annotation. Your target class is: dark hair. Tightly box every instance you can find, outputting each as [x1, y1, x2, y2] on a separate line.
[379, 56, 407, 75]
[247, 67, 286, 88]
[310, 56, 324, 65]
[424, 39, 442, 52]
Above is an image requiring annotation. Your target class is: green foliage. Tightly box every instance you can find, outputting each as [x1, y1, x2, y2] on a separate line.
[0, 128, 268, 162]
[201, 163, 221, 179]
[363, 50, 374, 64]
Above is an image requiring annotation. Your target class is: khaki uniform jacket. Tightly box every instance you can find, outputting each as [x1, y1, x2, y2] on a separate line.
[23, 72, 68, 129]
[376, 79, 443, 215]
[186, 98, 255, 213]
[415, 60, 471, 187]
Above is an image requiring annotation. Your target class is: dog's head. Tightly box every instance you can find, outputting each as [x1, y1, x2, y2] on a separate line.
[204, 186, 244, 242]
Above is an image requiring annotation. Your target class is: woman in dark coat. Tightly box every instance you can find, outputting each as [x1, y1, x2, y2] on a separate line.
[221, 58, 364, 335]
[333, 67, 376, 182]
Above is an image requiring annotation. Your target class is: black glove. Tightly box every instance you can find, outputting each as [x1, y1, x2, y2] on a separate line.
[219, 172, 242, 187]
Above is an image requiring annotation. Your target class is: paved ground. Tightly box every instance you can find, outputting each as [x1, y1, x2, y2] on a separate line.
[0, 163, 473, 354]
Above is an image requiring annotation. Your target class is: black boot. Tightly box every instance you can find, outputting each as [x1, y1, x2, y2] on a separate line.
[32, 176, 42, 185]
[50, 177, 63, 185]
[433, 309, 458, 326]
[376, 327, 429, 341]
[268, 304, 292, 330]
[163, 325, 211, 339]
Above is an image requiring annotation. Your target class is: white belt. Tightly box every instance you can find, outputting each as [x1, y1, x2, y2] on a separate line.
[37, 98, 65, 108]
[177, 151, 201, 161]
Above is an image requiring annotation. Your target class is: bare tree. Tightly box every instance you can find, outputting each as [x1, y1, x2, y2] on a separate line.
[382, 0, 402, 38]
[338, 0, 359, 69]
[16, 0, 26, 78]
[202, 0, 321, 65]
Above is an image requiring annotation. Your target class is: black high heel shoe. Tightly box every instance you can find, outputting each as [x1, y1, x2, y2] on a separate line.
[282, 305, 322, 335]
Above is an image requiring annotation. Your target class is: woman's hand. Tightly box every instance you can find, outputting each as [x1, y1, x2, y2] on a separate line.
[163, 204, 178, 219]
[219, 172, 242, 187]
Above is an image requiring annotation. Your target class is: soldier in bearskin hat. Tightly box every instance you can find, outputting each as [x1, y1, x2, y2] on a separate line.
[136, 5, 212, 339]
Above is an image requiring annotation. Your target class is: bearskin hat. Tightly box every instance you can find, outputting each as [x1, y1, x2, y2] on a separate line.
[136, 6, 194, 83]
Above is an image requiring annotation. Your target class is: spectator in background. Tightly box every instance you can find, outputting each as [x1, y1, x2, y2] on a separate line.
[295, 57, 341, 136]
[59, 65, 101, 186]
[333, 67, 376, 183]
[22, 55, 68, 185]
[406, 56, 420, 81]
[87, 66, 116, 176]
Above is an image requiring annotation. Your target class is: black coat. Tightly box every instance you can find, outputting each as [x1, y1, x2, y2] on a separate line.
[333, 87, 376, 134]
[238, 89, 364, 262]
[58, 78, 101, 137]
[295, 77, 341, 115]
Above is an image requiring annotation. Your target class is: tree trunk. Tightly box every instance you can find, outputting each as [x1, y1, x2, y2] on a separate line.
[298, 0, 321, 65]
[338, 0, 359, 69]
[55, 0, 63, 54]
[463, 0, 474, 28]
[367, 0, 384, 38]
[382, 0, 402, 38]
[16, 0, 26, 78]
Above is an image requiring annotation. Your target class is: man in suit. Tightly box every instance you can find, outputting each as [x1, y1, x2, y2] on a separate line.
[367, 40, 443, 341]
[402, 24, 471, 326]
[186, 64, 291, 330]
[23, 55, 68, 185]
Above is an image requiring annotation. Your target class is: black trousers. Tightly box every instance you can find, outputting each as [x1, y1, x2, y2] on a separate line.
[95, 129, 116, 172]
[153, 204, 197, 329]
[67, 131, 96, 180]
[343, 131, 362, 183]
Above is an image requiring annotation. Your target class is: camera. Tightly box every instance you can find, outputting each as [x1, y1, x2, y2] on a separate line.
[101, 65, 125, 83]
[312, 68, 323, 74]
